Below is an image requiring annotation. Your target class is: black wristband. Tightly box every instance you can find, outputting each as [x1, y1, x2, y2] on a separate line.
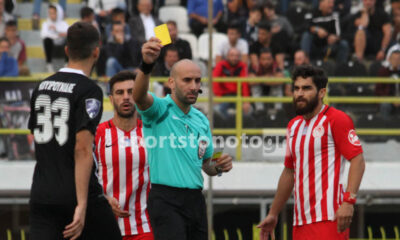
[139, 60, 155, 75]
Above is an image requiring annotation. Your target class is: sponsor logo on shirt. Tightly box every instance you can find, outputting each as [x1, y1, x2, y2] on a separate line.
[348, 129, 361, 146]
[85, 98, 101, 119]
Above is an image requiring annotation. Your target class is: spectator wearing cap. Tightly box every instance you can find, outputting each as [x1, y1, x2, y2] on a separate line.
[216, 22, 248, 64]
[0, 37, 18, 76]
[300, 0, 349, 64]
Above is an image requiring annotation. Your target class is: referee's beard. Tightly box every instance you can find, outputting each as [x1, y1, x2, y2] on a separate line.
[294, 92, 319, 116]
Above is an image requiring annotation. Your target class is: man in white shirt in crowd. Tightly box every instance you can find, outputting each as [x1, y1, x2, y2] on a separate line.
[216, 22, 248, 64]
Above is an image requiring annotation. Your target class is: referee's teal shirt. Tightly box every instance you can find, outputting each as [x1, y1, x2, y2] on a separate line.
[137, 93, 213, 189]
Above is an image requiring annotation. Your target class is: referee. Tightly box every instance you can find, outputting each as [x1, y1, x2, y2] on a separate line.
[28, 22, 121, 240]
[133, 38, 233, 240]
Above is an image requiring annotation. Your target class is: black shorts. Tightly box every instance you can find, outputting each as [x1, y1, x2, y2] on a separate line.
[147, 184, 207, 240]
[30, 195, 122, 240]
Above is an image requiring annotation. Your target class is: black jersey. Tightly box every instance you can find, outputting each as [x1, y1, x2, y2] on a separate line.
[28, 68, 103, 204]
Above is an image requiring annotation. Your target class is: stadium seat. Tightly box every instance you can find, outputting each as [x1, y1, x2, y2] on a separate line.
[368, 60, 383, 76]
[198, 32, 228, 64]
[179, 33, 198, 60]
[313, 59, 336, 76]
[334, 60, 371, 96]
[159, 6, 190, 33]
[164, 0, 180, 6]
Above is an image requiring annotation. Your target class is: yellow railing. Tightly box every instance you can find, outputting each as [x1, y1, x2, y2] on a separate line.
[1, 77, 400, 160]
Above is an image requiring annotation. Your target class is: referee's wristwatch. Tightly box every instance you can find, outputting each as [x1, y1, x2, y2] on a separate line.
[215, 166, 223, 175]
[343, 192, 357, 204]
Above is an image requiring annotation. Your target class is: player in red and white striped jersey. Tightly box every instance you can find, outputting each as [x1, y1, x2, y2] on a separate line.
[258, 65, 366, 240]
[94, 71, 153, 240]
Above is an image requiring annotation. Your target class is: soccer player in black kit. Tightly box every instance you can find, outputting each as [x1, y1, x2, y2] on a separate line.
[28, 22, 122, 240]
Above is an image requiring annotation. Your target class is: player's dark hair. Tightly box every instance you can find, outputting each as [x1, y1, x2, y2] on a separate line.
[291, 65, 328, 91]
[5, 20, 17, 28]
[80, 6, 94, 19]
[66, 22, 100, 61]
[109, 71, 137, 94]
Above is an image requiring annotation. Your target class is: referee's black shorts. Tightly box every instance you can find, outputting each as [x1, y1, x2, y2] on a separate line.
[30, 194, 122, 240]
[147, 184, 207, 240]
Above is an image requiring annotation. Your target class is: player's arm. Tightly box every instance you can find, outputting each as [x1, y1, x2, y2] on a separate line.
[258, 167, 294, 240]
[133, 37, 163, 111]
[202, 154, 233, 176]
[336, 153, 365, 232]
[63, 130, 93, 240]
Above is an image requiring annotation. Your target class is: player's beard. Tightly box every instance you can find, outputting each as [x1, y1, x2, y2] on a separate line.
[294, 93, 319, 116]
[115, 102, 136, 118]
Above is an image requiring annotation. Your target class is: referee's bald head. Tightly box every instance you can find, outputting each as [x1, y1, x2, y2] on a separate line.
[170, 59, 201, 79]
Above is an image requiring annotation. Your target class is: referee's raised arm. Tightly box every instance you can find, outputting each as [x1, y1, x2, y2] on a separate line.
[133, 37, 163, 110]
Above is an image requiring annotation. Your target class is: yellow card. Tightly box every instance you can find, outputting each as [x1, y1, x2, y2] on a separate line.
[154, 24, 171, 46]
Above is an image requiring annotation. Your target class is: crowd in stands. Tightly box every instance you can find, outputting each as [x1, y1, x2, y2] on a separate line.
[0, 0, 399, 120]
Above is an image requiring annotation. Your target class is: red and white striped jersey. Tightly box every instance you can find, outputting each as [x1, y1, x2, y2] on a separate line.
[284, 105, 363, 226]
[94, 119, 152, 236]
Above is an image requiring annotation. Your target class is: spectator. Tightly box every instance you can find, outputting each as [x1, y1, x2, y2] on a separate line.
[344, 0, 391, 61]
[300, 0, 349, 64]
[5, 20, 28, 75]
[105, 21, 141, 77]
[216, 22, 248, 64]
[153, 46, 179, 96]
[249, 22, 285, 74]
[0, 37, 18, 76]
[213, 48, 252, 119]
[241, 6, 262, 46]
[285, 49, 310, 96]
[0, 0, 14, 37]
[376, 47, 400, 119]
[392, 0, 400, 16]
[158, 20, 192, 62]
[128, 0, 162, 45]
[40, 4, 68, 72]
[390, 13, 400, 46]
[105, 8, 131, 40]
[263, 1, 294, 42]
[80, 6, 99, 31]
[227, 0, 257, 22]
[249, 48, 285, 113]
[88, 0, 125, 20]
[32, 0, 65, 30]
[335, 0, 351, 18]
[188, 0, 225, 37]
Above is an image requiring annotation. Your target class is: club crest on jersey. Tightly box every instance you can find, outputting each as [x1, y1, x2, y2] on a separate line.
[348, 129, 361, 146]
[312, 125, 325, 138]
[198, 140, 208, 159]
[85, 98, 101, 119]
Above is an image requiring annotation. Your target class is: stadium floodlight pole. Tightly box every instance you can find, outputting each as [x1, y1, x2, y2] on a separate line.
[207, 0, 214, 239]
